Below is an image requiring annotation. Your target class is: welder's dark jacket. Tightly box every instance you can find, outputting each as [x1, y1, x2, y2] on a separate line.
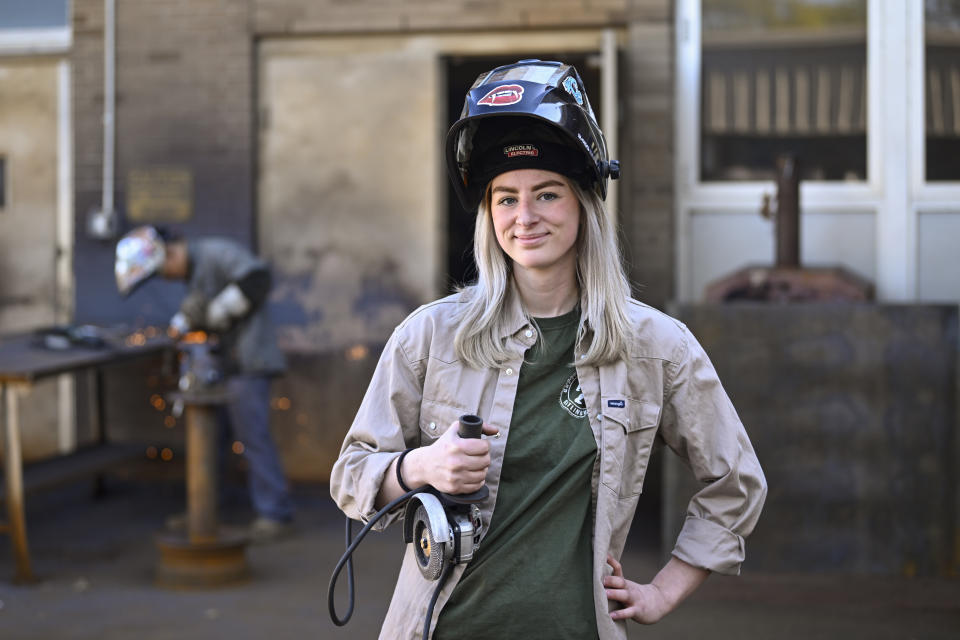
[330, 288, 767, 640]
[184, 238, 285, 375]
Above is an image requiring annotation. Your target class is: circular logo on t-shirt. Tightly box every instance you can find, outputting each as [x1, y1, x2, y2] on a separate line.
[559, 372, 588, 419]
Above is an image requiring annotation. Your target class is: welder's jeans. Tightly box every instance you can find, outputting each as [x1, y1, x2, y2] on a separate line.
[223, 374, 295, 522]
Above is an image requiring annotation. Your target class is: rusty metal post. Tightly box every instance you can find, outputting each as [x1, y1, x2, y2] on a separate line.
[184, 404, 218, 543]
[156, 339, 248, 588]
[775, 154, 800, 269]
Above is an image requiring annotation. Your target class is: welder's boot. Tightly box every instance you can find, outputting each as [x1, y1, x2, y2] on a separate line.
[248, 516, 294, 544]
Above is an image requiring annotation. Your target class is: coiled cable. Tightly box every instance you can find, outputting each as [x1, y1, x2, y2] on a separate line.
[328, 487, 431, 626]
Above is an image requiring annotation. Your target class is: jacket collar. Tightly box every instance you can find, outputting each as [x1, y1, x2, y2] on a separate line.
[499, 282, 531, 339]
[496, 280, 592, 352]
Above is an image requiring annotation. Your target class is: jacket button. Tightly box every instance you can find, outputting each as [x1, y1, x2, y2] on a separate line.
[505, 368, 514, 376]
[429, 422, 437, 431]
[494, 431, 502, 439]
[524, 329, 534, 338]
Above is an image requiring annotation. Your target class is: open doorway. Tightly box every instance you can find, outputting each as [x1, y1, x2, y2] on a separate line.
[442, 53, 601, 293]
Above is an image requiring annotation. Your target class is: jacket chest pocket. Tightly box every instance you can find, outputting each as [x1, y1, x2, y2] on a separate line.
[418, 399, 469, 446]
[599, 397, 661, 497]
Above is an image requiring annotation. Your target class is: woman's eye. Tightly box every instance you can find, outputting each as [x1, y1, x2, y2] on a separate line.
[538, 192, 558, 201]
[497, 196, 517, 206]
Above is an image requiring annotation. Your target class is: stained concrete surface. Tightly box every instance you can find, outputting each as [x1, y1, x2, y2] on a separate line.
[1, 467, 958, 640]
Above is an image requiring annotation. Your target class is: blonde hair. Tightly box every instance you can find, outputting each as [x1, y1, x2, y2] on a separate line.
[454, 177, 633, 369]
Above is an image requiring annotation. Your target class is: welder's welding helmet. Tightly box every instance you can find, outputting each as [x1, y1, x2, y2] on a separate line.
[115, 226, 166, 297]
[445, 59, 620, 212]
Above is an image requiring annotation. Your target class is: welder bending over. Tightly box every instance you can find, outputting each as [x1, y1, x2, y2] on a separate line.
[115, 227, 294, 542]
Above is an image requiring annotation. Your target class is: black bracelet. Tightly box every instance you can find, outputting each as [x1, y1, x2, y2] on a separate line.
[395, 448, 415, 492]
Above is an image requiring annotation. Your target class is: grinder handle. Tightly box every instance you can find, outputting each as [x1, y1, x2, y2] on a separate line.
[440, 414, 489, 505]
[458, 414, 484, 439]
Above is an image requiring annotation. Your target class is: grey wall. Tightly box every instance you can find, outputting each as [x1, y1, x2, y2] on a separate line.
[665, 303, 958, 576]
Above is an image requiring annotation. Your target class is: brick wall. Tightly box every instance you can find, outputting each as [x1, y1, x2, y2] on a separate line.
[72, 0, 255, 325]
[623, 13, 674, 307]
[253, 0, 633, 34]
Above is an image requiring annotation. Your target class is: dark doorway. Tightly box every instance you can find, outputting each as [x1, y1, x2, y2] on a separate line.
[442, 53, 602, 293]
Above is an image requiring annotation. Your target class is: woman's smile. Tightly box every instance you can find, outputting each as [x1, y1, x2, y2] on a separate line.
[490, 168, 580, 278]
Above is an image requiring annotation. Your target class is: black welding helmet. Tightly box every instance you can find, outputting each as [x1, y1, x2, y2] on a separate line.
[446, 59, 620, 212]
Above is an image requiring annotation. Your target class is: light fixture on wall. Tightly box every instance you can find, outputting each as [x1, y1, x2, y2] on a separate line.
[86, 206, 118, 239]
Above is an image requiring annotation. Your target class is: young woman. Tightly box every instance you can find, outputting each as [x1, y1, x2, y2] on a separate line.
[330, 60, 766, 640]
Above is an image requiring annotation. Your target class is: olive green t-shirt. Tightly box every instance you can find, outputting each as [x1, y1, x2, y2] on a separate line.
[434, 307, 599, 639]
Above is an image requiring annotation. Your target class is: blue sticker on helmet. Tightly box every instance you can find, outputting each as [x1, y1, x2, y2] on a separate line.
[563, 76, 584, 106]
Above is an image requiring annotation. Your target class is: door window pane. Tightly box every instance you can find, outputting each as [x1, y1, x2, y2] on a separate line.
[925, 0, 960, 181]
[701, 0, 868, 181]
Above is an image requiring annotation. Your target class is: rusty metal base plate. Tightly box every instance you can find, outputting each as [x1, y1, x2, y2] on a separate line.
[704, 265, 875, 303]
[155, 527, 249, 588]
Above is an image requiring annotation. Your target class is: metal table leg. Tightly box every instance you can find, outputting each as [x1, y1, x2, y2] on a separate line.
[2, 384, 35, 583]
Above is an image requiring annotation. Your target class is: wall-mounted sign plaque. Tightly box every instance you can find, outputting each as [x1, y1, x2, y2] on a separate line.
[127, 167, 193, 222]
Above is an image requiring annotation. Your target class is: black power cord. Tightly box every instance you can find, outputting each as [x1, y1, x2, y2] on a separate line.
[328, 487, 425, 626]
[327, 487, 454, 639]
[330, 417, 484, 636]
[422, 562, 454, 639]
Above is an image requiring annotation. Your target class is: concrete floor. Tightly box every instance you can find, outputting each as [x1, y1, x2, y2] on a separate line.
[1, 468, 958, 640]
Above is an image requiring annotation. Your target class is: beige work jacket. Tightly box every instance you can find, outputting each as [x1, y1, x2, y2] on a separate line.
[330, 291, 767, 640]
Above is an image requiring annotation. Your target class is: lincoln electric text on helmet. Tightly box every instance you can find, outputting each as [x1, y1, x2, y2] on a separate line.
[445, 59, 620, 213]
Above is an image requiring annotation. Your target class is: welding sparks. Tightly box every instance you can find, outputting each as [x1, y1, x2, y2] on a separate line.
[181, 331, 208, 344]
[346, 344, 369, 361]
[125, 331, 147, 347]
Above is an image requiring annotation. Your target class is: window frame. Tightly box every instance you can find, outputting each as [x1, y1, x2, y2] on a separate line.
[675, 0, 960, 302]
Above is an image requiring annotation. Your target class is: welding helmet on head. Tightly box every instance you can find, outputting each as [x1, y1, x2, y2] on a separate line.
[115, 225, 166, 297]
[445, 59, 620, 213]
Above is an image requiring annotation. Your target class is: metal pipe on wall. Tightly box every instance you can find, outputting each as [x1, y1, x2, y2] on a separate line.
[102, 0, 115, 219]
[86, 0, 117, 239]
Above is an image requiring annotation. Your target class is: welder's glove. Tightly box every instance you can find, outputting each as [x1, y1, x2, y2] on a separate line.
[205, 283, 251, 331]
[169, 312, 191, 336]
[180, 290, 209, 329]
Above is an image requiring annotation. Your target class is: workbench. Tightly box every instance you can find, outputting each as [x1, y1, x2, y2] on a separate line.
[0, 327, 173, 582]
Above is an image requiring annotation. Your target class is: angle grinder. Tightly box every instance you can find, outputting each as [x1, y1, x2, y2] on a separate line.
[403, 414, 487, 580]
[328, 414, 489, 636]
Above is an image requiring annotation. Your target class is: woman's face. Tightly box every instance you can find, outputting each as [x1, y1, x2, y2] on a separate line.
[488, 168, 580, 279]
